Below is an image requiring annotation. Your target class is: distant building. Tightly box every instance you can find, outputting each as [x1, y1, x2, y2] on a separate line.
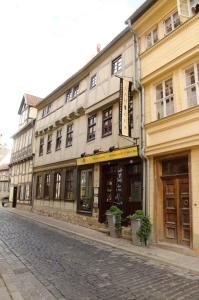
[0, 134, 9, 164]
[0, 164, 9, 203]
[9, 94, 42, 208]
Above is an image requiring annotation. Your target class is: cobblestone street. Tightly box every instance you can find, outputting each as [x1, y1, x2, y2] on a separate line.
[0, 210, 199, 300]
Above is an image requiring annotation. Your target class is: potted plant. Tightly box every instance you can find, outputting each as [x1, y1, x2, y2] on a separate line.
[106, 205, 122, 238]
[128, 210, 152, 246]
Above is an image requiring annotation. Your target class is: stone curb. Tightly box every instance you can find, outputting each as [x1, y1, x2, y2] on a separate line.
[0, 268, 24, 300]
[6, 209, 199, 276]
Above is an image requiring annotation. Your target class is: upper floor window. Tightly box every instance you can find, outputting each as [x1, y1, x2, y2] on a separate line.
[146, 27, 158, 48]
[185, 62, 199, 107]
[65, 84, 79, 103]
[65, 169, 74, 201]
[165, 11, 180, 34]
[39, 137, 44, 156]
[87, 115, 96, 141]
[90, 74, 97, 89]
[155, 78, 174, 119]
[66, 124, 73, 147]
[47, 133, 52, 154]
[54, 172, 61, 200]
[44, 174, 50, 198]
[102, 107, 112, 137]
[112, 55, 122, 75]
[189, 0, 199, 15]
[42, 104, 51, 118]
[55, 129, 62, 151]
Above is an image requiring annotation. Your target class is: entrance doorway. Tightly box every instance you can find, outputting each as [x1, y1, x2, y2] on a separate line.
[161, 157, 190, 246]
[12, 186, 17, 208]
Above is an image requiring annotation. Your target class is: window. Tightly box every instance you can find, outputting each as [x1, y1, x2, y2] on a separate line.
[78, 169, 93, 212]
[47, 134, 52, 154]
[55, 129, 62, 150]
[44, 174, 50, 198]
[42, 104, 51, 118]
[36, 176, 42, 198]
[65, 84, 79, 102]
[165, 11, 180, 34]
[146, 27, 158, 48]
[66, 124, 73, 147]
[102, 107, 112, 137]
[185, 62, 199, 107]
[90, 74, 97, 89]
[25, 184, 30, 200]
[39, 137, 44, 156]
[65, 170, 74, 201]
[54, 172, 61, 200]
[129, 97, 133, 129]
[112, 55, 122, 75]
[189, 0, 199, 16]
[87, 115, 96, 141]
[155, 78, 174, 119]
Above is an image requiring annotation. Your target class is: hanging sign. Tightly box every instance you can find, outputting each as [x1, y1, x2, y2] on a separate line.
[119, 78, 132, 137]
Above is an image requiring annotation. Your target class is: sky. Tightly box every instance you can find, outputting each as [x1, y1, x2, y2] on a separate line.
[0, 0, 144, 156]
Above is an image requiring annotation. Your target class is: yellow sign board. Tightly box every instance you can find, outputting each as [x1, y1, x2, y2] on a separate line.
[77, 147, 138, 166]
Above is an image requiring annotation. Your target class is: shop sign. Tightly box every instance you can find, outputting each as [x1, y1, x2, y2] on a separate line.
[119, 78, 132, 137]
[77, 147, 138, 166]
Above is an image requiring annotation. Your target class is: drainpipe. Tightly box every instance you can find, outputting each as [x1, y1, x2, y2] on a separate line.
[126, 20, 149, 216]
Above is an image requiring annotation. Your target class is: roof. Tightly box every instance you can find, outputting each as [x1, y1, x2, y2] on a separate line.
[36, 26, 130, 109]
[18, 93, 43, 114]
[125, 0, 158, 25]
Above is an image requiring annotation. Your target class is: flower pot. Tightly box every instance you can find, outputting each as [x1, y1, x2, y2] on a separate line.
[106, 212, 121, 238]
[131, 218, 144, 246]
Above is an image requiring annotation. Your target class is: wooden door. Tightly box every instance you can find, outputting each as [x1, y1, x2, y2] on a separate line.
[163, 177, 190, 246]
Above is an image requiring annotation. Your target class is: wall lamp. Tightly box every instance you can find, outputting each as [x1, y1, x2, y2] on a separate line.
[93, 149, 100, 154]
[81, 152, 86, 158]
[109, 146, 115, 152]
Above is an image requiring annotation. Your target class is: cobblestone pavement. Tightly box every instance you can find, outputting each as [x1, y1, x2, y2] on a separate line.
[0, 211, 199, 300]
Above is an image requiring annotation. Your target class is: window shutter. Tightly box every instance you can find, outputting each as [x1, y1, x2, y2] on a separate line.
[177, 0, 189, 21]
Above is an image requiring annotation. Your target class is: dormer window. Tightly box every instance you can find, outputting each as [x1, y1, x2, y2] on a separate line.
[165, 11, 180, 35]
[146, 27, 158, 48]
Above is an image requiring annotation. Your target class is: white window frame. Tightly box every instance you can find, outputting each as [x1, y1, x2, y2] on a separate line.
[184, 62, 199, 107]
[90, 74, 97, 89]
[155, 78, 174, 119]
[164, 11, 180, 35]
[188, 0, 199, 16]
[145, 27, 158, 49]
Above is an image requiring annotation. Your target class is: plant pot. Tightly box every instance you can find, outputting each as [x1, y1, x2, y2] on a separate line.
[106, 212, 121, 238]
[131, 218, 144, 246]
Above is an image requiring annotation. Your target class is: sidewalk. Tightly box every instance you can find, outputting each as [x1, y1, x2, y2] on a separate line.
[5, 208, 199, 275]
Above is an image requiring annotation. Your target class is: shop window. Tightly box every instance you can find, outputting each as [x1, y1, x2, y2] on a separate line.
[155, 78, 174, 119]
[36, 176, 42, 199]
[39, 137, 44, 156]
[78, 169, 93, 212]
[65, 170, 74, 201]
[112, 55, 122, 75]
[47, 134, 52, 154]
[164, 11, 180, 34]
[44, 174, 50, 198]
[87, 115, 96, 141]
[66, 124, 73, 147]
[145, 27, 158, 48]
[185, 62, 199, 107]
[102, 107, 112, 137]
[54, 172, 61, 200]
[55, 129, 62, 151]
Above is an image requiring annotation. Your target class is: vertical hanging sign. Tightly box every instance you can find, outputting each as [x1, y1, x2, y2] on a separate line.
[119, 78, 132, 137]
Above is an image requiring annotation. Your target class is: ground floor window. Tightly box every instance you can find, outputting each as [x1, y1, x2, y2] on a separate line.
[65, 169, 74, 201]
[54, 172, 61, 200]
[36, 176, 43, 199]
[78, 168, 93, 213]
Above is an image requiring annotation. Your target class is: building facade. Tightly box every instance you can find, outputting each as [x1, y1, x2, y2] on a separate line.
[0, 164, 9, 203]
[9, 94, 42, 208]
[127, 0, 199, 250]
[33, 28, 142, 230]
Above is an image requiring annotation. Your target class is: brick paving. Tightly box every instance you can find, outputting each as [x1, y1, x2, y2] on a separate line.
[0, 210, 199, 300]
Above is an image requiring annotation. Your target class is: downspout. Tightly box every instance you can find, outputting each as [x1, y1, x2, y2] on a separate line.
[126, 20, 149, 216]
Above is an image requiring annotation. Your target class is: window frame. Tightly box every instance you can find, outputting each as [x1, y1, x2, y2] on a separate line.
[39, 137, 44, 156]
[42, 104, 51, 118]
[102, 107, 112, 137]
[184, 62, 199, 107]
[155, 77, 174, 120]
[87, 115, 96, 142]
[55, 129, 62, 151]
[90, 74, 97, 89]
[188, 0, 199, 16]
[65, 83, 80, 103]
[145, 27, 158, 48]
[164, 11, 180, 35]
[47, 133, 52, 154]
[111, 55, 122, 75]
[66, 123, 73, 147]
[54, 172, 61, 200]
[65, 169, 74, 201]
[36, 175, 42, 199]
[44, 173, 50, 198]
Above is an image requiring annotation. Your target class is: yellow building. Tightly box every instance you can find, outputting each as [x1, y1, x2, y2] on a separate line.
[126, 0, 199, 250]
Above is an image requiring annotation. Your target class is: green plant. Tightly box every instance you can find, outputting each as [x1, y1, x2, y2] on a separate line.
[107, 205, 123, 233]
[128, 209, 144, 221]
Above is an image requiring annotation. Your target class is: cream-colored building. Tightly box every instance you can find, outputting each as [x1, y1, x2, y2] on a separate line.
[33, 28, 143, 230]
[9, 94, 42, 208]
[0, 164, 9, 203]
[126, 0, 199, 250]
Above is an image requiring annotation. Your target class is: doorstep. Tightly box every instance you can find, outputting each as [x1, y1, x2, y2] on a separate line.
[156, 241, 198, 257]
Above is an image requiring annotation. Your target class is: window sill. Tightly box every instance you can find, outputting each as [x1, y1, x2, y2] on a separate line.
[102, 132, 112, 138]
[66, 144, 72, 148]
[77, 210, 92, 216]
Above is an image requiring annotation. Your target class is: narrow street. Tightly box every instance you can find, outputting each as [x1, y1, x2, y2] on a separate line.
[0, 210, 199, 300]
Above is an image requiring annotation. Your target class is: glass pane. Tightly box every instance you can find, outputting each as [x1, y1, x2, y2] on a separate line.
[146, 32, 152, 48]
[166, 96, 174, 116]
[187, 86, 197, 106]
[165, 17, 172, 34]
[156, 101, 164, 119]
[165, 78, 173, 96]
[156, 83, 163, 100]
[173, 12, 180, 28]
[185, 66, 195, 86]
[79, 169, 93, 211]
[153, 28, 158, 43]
